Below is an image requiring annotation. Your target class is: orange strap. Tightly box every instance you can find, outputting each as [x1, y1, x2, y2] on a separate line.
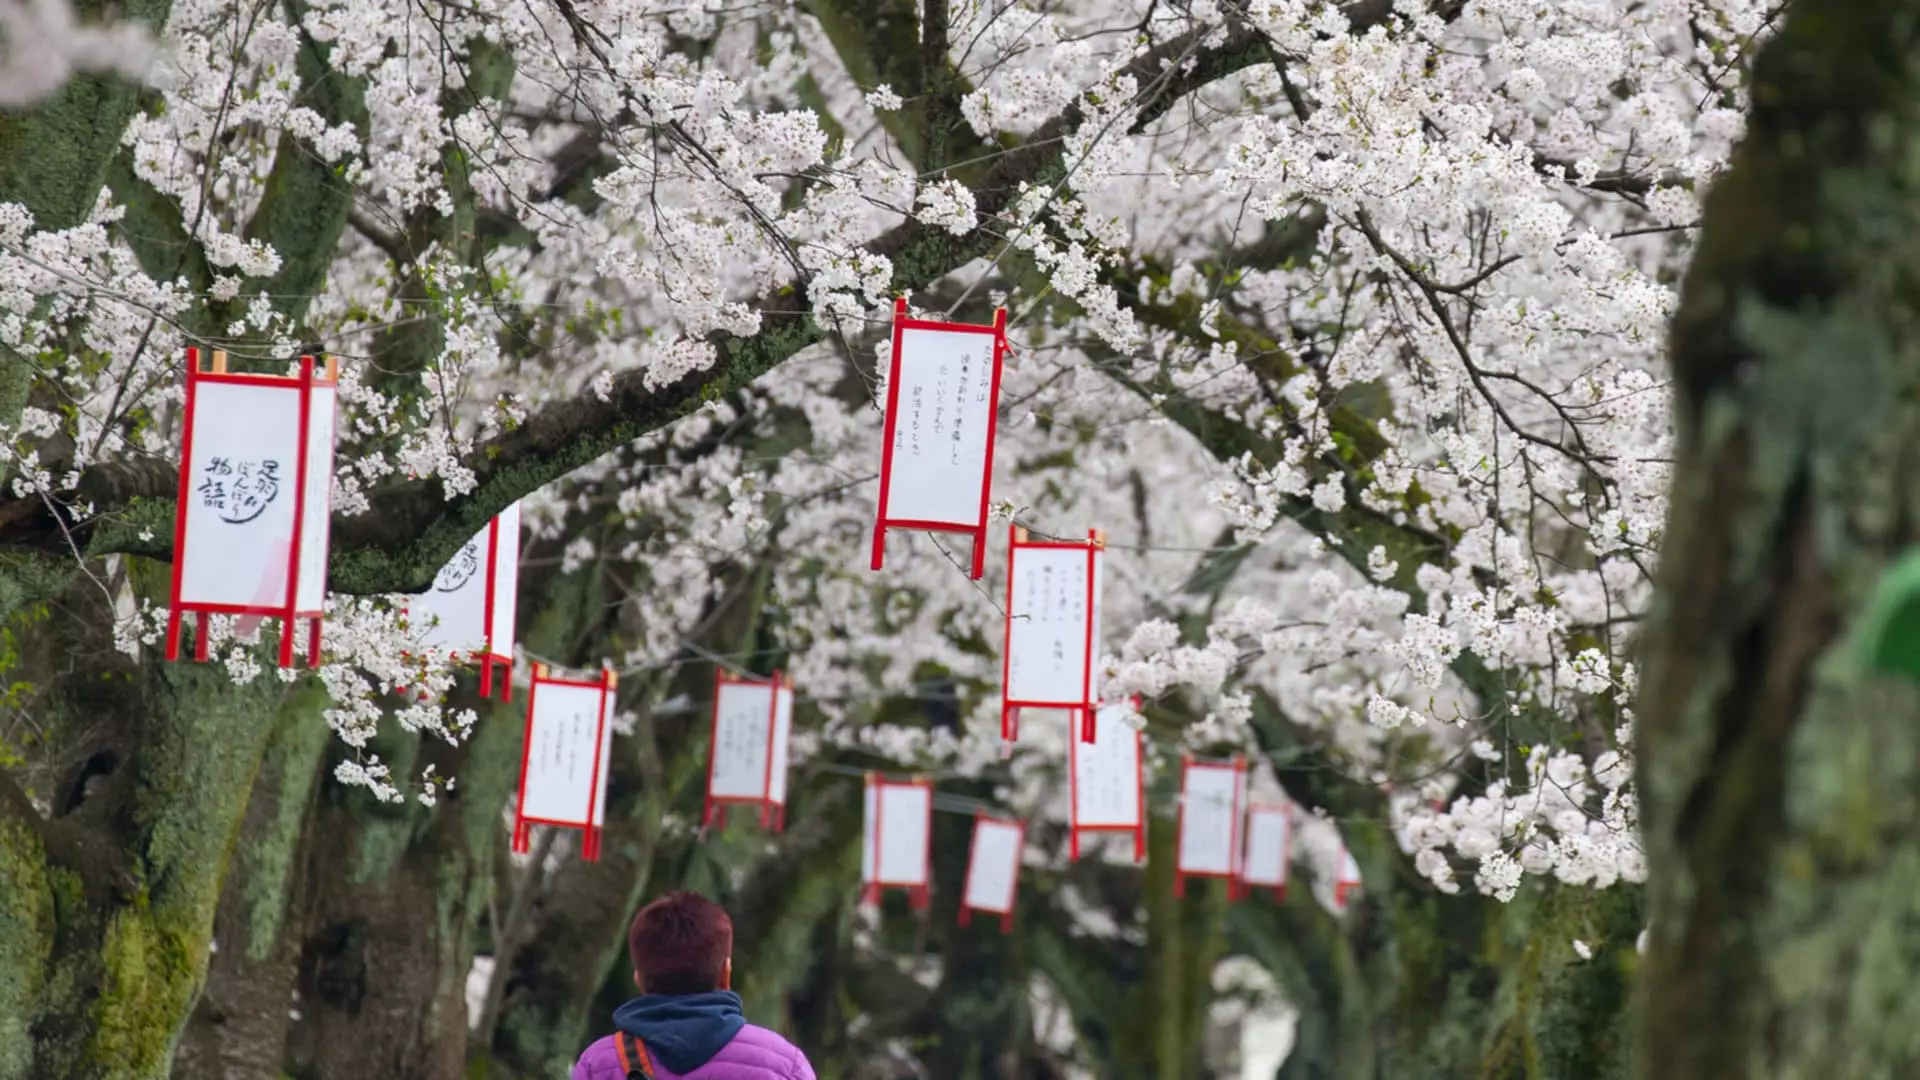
[614, 1032, 656, 1079]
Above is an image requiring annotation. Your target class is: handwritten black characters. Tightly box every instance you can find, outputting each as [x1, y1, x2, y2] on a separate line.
[198, 456, 282, 525]
[434, 539, 482, 592]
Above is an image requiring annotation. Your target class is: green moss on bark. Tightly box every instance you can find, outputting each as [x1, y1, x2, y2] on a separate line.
[8, 648, 291, 1079]
[0, 811, 51, 1079]
[242, 687, 332, 961]
[86, 911, 201, 1076]
[1638, 1, 1920, 1076]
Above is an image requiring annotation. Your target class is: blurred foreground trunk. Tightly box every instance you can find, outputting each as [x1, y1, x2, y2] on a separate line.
[1637, 1, 1920, 1076]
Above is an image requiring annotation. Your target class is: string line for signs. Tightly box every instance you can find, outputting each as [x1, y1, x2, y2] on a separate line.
[811, 761, 1009, 784]
[1005, 514, 1251, 555]
[928, 532, 1010, 616]
[803, 755, 1309, 821]
[680, 639, 752, 677]
[511, 647, 976, 714]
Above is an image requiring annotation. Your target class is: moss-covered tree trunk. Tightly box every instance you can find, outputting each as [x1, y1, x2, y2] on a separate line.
[1635, 1, 1920, 1076]
[0, 618, 308, 1080]
[169, 687, 330, 1080]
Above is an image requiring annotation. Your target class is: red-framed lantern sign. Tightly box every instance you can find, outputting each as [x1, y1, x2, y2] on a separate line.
[511, 664, 616, 862]
[999, 524, 1104, 742]
[703, 669, 794, 831]
[1239, 803, 1293, 901]
[870, 296, 1008, 581]
[166, 348, 339, 668]
[1174, 755, 1247, 899]
[407, 501, 521, 700]
[958, 814, 1025, 933]
[1069, 698, 1146, 862]
[861, 773, 933, 909]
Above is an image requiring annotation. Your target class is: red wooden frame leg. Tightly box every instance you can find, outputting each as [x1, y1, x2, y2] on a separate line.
[277, 614, 296, 668]
[165, 608, 183, 661]
[194, 612, 210, 662]
[307, 617, 322, 668]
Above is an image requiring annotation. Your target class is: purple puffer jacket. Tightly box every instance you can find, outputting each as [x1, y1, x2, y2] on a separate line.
[571, 1022, 815, 1080]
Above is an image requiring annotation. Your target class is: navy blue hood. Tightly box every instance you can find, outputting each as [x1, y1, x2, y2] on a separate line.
[612, 990, 747, 1073]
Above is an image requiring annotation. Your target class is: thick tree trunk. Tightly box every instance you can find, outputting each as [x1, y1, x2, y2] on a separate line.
[174, 526, 608, 1080]
[277, 700, 524, 1080]
[0, 638, 300, 1080]
[1636, 1, 1920, 1076]
[170, 688, 331, 1080]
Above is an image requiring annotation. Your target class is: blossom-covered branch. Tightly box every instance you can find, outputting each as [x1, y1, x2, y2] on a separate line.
[0, 19, 1276, 596]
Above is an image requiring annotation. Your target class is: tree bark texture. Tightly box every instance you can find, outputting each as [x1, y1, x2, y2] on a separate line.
[279, 710, 521, 1080]
[1637, 2, 1920, 1077]
[0, 636, 306, 1080]
[169, 690, 330, 1080]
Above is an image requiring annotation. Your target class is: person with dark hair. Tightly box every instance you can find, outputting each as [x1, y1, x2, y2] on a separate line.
[571, 891, 815, 1080]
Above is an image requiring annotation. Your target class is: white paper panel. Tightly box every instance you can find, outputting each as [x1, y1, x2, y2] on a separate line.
[294, 383, 336, 611]
[519, 681, 608, 825]
[1241, 807, 1291, 887]
[882, 326, 996, 527]
[1073, 701, 1142, 828]
[1177, 764, 1240, 876]
[861, 782, 878, 883]
[1006, 545, 1091, 704]
[487, 501, 521, 653]
[864, 782, 932, 886]
[413, 522, 491, 653]
[708, 681, 774, 800]
[963, 819, 1022, 913]
[1338, 847, 1362, 885]
[768, 686, 793, 805]
[1087, 549, 1104, 703]
[179, 381, 303, 608]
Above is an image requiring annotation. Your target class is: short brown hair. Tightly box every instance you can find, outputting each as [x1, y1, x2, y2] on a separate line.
[628, 891, 733, 994]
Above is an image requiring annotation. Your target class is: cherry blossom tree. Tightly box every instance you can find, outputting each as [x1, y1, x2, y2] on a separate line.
[0, 0, 1781, 1076]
